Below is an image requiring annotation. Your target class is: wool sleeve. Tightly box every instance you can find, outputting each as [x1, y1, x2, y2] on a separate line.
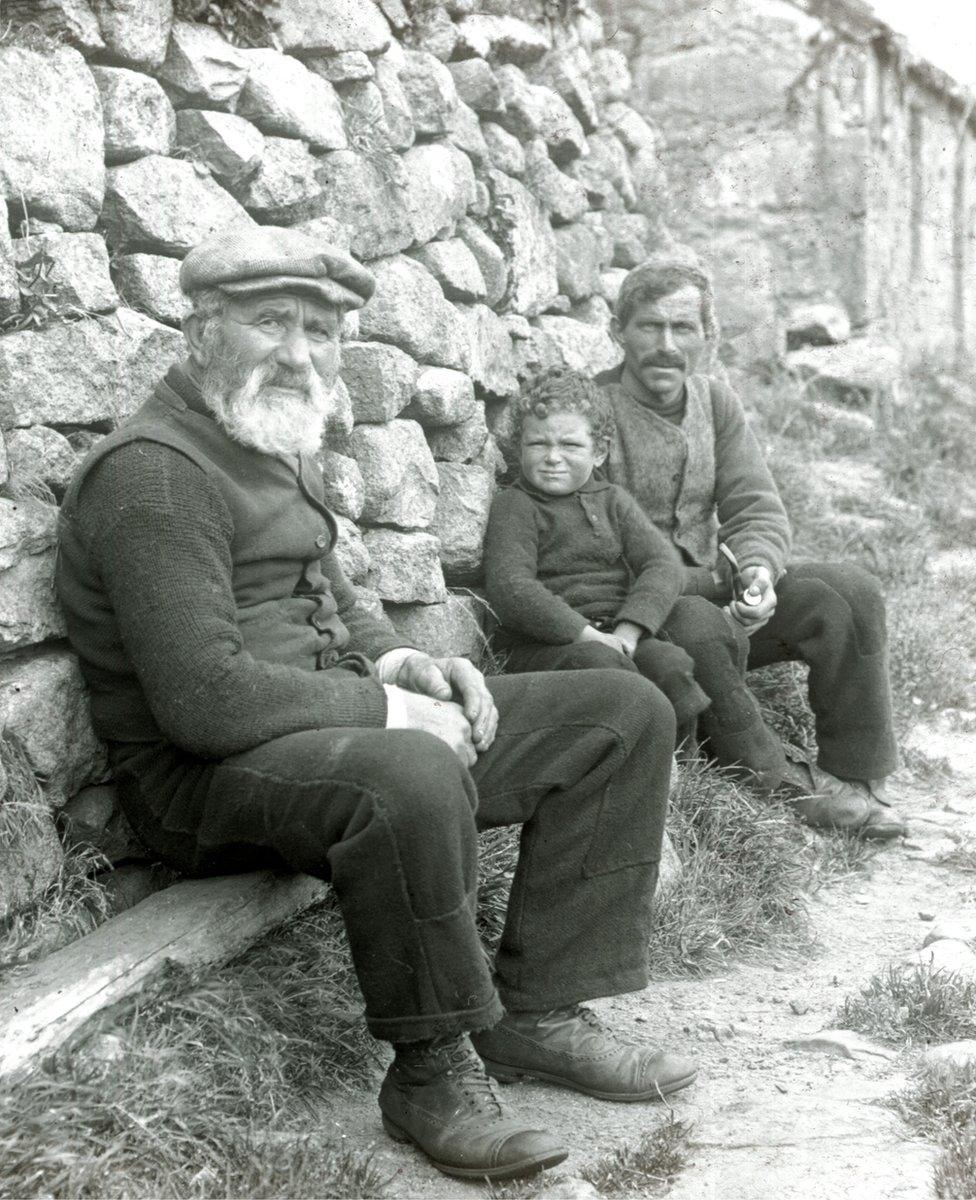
[483, 487, 589, 644]
[76, 442, 388, 759]
[710, 381, 792, 579]
[612, 489, 685, 635]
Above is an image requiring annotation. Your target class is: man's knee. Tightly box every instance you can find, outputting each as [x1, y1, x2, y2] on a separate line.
[554, 641, 637, 673]
[663, 595, 744, 658]
[790, 564, 887, 655]
[582, 668, 677, 741]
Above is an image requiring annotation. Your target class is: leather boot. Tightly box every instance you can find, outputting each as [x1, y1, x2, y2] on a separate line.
[378, 1033, 567, 1180]
[472, 1005, 698, 1102]
[779, 759, 906, 841]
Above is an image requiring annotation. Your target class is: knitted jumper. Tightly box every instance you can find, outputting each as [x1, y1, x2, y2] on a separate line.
[56, 365, 412, 759]
[483, 476, 683, 647]
[596, 370, 791, 582]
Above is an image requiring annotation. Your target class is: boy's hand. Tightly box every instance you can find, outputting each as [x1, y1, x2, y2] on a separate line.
[577, 624, 629, 656]
[612, 620, 644, 657]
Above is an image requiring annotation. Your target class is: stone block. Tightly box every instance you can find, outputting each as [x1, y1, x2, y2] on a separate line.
[571, 295, 612, 327]
[523, 139, 588, 224]
[353, 582, 386, 621]
[385, 593, 486, 660]
[495, 65, 585, 166]
[922, 1042, 976, 1074]
[786, 303, 852, 349]
[787, 341, 903, 400]
[0, 46, 104, 232]
[483, 122, 526, 177]
[433, 462, 493, 584]
[291, 214, 352, 253]
[364, 529, 447, 604]
[448, 59, 505, 116]
[411, 239, 486, 303]
[91, 0, 172, 71]
[5, 427, 79, 498]
[352, 419, 438, 530]
[0, 311, 184, 428]
[272, 0, 391, 55]
[528, 47, 598, 134]
[407, 4, 457, 61]
[5, 0, 104, 54]
[0, 203, 20, 324]
[401, 142, 476, 246]
[0, 646, 106, 804]
[910, 938, 976, 983]
[340, 341, 418, 423]
[486, 170, 558, 317]
[237, 49, 347, 151]
[471, 432, 506, 478]
[12, 232, 118, 316]
[175, 110, 264, 189]
[358, 255, 469, 371]
[600, 267, 628, 307]
[156, 21, 249, 109]
[554, 224, 605, 302]
[589, 47, 631, 103]
[456, 218, 507, 309]
[0, 803, 63, 925]
[459, 304, 519, 400]
[317, 449, 365, 521]
[535, 315, 621, 375]
[103, 155, 253, 256]
[91, 66, 176, 165]
[601, 212, 652, 269]
[60, 783, 145, 864]
[373, 52, 415, 151]
[399, 49, 458, 138]
[115, 253, 186, 327]
[314, 150, 413, 261]
[0, 498, 64, 651]
[331, 513, 369, 584]
[706, 229, 781, 365]
[455, 14, 550, 65]
[405, 367, 477, 428]
[328, 376, 354, 452]
[427, 408, 489, 463]
[311, 51, 374, 83]
[603, 101, 659, 157]
[230, 137, 322, 224]
[469, 179, 490, 218]
[449, 102, 489, 168]
[509, 322, 563, 382]
[569, 131, 635, 210]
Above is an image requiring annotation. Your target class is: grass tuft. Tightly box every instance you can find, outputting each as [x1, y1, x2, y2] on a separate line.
[839, 964, 976, 1045]
[580, 1116, 693, 1195]
[647, 758, 812, 975]
[893, 1060, 976, 1200]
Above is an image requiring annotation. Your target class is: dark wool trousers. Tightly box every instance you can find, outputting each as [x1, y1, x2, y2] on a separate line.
[110, 669, 675, 1044]
[662, 561, 899, 788]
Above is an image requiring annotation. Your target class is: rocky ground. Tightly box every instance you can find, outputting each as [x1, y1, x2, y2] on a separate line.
[316, 709, 976, 1200]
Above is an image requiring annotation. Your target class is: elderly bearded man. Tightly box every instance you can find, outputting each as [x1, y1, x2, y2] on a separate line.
[56, 227, 697, 1182]
[595, 255, 906, 841]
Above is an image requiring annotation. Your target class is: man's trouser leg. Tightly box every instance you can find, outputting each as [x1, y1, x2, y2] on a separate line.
[745, 562, 898, 781]
[110, 668, 674, 1042]
[659, 596, 786, 788]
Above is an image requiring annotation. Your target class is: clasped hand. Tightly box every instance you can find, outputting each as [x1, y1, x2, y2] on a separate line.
[723, 565, 777, 634]
[384, 652, 498, 767]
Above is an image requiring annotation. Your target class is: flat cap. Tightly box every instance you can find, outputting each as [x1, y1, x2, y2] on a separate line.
[180, 225, 375, 310]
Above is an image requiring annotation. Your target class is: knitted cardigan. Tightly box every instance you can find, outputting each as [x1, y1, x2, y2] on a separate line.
[596, 369, 792, 586]
[483, 475, 683, 647]
[56, 365, 413, 759]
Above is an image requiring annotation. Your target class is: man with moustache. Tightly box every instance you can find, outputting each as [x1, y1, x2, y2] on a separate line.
[596, 255, 906, 841]
[56, 227, 696, 1183]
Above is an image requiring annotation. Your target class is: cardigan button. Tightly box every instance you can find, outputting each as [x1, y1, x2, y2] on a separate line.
[315, 532, 329, 549]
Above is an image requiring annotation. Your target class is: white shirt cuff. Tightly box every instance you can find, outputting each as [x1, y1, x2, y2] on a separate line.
[383, 683, 410, 728]
[375, 646, 423, 684]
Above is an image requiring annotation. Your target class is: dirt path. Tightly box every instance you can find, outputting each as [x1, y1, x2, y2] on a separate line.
[323, 721, 976, 1199]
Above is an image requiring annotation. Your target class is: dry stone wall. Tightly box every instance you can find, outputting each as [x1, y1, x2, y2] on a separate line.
[0, 0, 670, 911]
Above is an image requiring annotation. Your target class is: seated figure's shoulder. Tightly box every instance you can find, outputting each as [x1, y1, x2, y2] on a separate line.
[78, 437, 212, 514]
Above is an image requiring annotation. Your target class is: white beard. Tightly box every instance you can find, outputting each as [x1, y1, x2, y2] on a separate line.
[201, 348, 333, 458]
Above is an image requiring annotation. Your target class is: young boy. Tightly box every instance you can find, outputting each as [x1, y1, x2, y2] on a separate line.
[484, 367, 710, 742]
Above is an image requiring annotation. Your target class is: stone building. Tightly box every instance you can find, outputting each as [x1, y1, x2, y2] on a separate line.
[0, 0, 673, 918]
[597, 0, 976, 366]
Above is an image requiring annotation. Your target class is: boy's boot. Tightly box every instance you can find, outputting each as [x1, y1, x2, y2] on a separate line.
[379, 1032, 567, 1180]
[473, 1006, 698, 1102]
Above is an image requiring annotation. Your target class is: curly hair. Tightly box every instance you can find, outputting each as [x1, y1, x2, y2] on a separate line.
[512, 366, 615, 445]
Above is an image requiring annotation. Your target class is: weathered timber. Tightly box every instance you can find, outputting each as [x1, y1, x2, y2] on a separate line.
[0, 870, 328, 1082]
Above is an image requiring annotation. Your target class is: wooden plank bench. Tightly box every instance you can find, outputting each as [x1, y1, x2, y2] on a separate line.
[0, 870, 328, 1083]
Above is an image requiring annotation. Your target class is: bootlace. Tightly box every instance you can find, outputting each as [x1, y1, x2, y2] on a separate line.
[549, 1003, 638, 1048]
[447, 1046, 507, 1119]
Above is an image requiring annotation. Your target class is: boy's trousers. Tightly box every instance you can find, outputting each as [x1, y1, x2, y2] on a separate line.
[109, 669, 675, 1044]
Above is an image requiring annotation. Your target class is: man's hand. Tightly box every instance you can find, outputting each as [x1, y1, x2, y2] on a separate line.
[612, 620, 645, 657]
[388, 652, 499, 752]
[577, 623, 629, 656]
[385, 687, 478, 766]
[725, 565, 776, 634]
